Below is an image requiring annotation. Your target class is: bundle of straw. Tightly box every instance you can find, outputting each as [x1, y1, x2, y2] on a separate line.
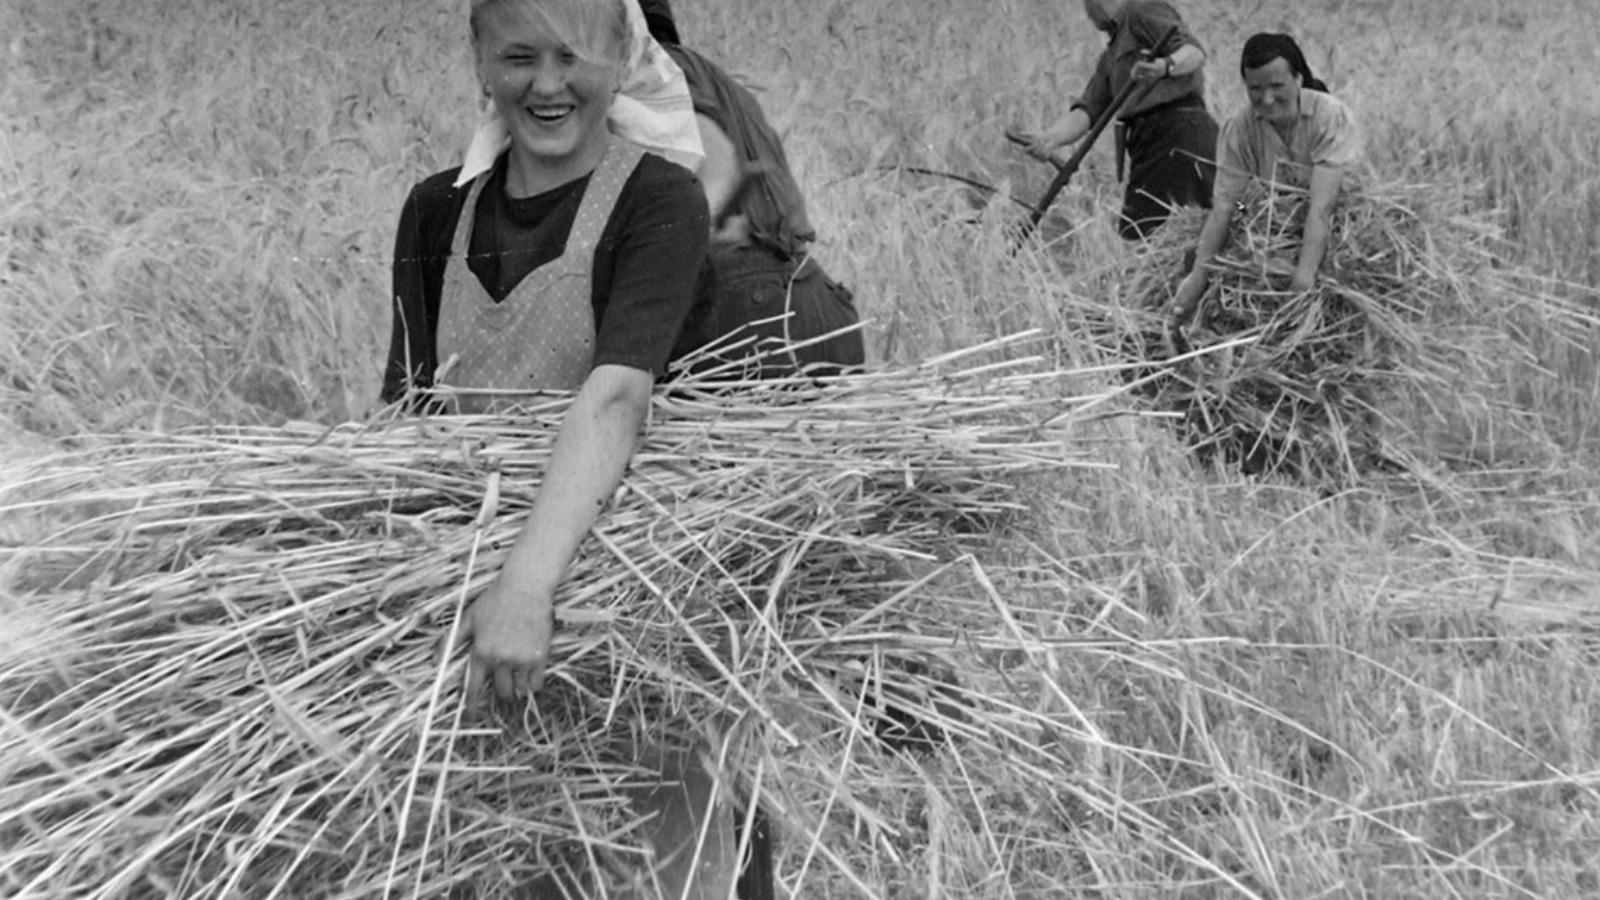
[0, 339, 1125, 898]
[1103, 178, 1595, 480]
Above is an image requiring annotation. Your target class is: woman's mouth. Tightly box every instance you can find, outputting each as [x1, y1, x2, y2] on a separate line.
[528, 105, 575, 125]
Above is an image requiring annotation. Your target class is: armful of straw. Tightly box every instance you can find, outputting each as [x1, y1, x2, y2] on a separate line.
[464, 364, 653, 700]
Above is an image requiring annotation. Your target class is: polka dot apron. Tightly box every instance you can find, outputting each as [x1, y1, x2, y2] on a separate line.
[435, 139, 646, 414]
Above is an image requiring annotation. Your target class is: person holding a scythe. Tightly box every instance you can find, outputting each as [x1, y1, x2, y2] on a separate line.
[1017, 0, 1218, 240]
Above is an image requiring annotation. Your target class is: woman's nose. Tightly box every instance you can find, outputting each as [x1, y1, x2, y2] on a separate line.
[529, 59, 565, 95]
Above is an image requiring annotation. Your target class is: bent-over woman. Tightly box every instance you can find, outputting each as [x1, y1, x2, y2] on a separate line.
[656, 31, 865, 377]
[1172, 32, 1362, 320]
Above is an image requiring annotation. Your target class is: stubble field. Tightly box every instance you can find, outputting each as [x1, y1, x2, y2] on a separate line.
[3, 0, 1600, 897]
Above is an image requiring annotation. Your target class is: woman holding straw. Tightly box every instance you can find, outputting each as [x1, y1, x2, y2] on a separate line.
[380, 0, 788, 895]
[1171, 33, 1362, 323]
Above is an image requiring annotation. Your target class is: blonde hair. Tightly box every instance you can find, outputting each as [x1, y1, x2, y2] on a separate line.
[469, 0, 632, 68]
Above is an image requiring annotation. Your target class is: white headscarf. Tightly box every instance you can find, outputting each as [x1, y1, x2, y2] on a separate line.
[454, 0, 703, 187]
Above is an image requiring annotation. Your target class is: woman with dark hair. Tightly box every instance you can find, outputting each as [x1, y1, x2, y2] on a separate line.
[635, 1, 865, 377]
[1018, 0, 1219, 240]
[1172, 32, 1362, 320]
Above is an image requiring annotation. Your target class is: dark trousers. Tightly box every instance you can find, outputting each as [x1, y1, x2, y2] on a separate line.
[1119, 104, 1220, 241]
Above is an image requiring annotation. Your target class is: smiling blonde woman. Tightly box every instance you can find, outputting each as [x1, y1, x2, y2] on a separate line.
[380, 0, 769, 896]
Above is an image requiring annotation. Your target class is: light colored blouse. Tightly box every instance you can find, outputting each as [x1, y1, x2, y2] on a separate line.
[1212, 88, 1362, 206]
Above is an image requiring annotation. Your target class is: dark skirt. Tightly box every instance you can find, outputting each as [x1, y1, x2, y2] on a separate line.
[1119, 104, 1220, 240]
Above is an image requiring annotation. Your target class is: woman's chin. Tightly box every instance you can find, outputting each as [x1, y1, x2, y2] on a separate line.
[512, 120, 610, 166]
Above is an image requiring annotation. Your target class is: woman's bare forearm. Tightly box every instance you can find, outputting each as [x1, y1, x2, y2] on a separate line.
[1294, 166, 1345, 287]
[496, 364, 653, 598]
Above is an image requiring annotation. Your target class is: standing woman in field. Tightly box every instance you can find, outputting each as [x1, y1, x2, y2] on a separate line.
[1021, 0, 1218, 239]
[380, 0, 769, 895]
[1172, 33, 1362, 320]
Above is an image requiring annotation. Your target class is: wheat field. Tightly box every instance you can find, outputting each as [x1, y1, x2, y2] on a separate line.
[3, 0, 1600, 897]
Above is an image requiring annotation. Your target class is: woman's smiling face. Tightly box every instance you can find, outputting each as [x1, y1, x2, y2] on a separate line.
[1243, 56, 1302, 127]
[473, 0, 625, 190]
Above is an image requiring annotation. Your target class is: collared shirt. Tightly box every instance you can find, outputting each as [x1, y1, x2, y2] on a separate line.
[1213, 88, 1363, 206]
[1076, 0, 1206, 123]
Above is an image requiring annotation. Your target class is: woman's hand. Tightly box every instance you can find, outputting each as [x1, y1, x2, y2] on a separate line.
[1009, 126, 1067, 165]
[1023, 129, 1068, 165]
[463, 575, 556, 702]
[1130, 57, 1168, 82]
[1172, 270, 1208, 324]
[1010, 107, 1091, 166]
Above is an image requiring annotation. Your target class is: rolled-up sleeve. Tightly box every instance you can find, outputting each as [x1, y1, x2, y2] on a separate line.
[1075, 53, 1115, 122]
[591, 161, 710, 376]
[1309, 94, 1363, 170]
[1130, 1, 1198, 55]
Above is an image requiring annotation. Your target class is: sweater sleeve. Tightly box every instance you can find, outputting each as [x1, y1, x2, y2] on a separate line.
[590, 156, 710, 376]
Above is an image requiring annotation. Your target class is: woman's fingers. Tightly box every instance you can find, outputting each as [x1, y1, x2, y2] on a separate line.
[470, 654, 546, 705]
[493, 664, 516, 703]
[465, 656, 486, 702]
[517, 664, 542, 698]
[457, 588, 557, 705]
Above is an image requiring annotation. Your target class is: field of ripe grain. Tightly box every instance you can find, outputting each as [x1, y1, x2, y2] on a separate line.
[3, 0, 1599, 897]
